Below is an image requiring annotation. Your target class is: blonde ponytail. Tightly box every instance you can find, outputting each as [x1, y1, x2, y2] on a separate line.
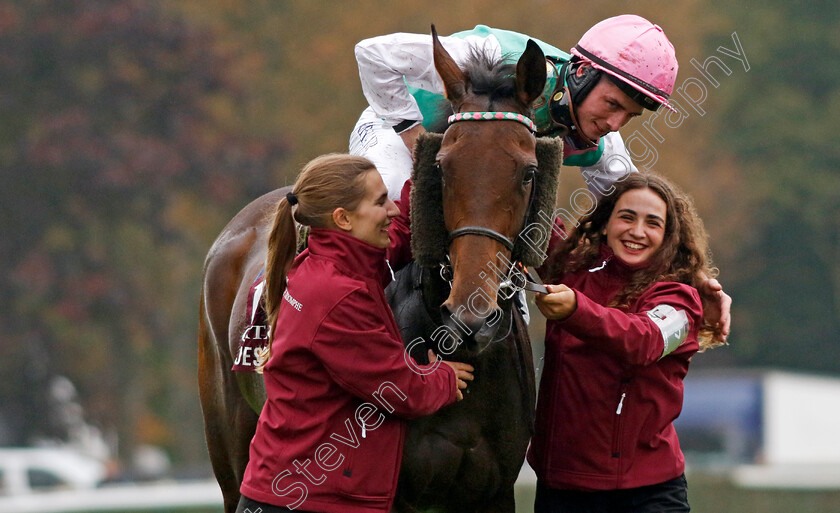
[255, 154, 376, 372]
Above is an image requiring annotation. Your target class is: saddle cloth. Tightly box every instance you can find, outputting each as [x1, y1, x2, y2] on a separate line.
[231, 270, 270, 372]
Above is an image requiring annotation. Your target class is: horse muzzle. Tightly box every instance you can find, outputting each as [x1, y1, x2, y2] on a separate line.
[439, 293, 505, 351]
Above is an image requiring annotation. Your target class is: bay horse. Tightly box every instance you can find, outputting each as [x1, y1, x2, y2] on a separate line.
[198, 26, 562, 513]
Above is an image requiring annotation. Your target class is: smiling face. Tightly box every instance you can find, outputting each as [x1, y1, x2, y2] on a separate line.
[603, 187, 667, 266]
[345, 170, 400, 248]
[574, 73, 644, 142]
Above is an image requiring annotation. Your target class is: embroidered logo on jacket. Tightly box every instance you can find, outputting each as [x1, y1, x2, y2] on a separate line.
[283, 288, 303, 311]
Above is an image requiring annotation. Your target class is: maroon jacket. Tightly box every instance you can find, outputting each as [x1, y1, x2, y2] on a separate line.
[240, 224, 456, 513]
[528, 244, 703, 491]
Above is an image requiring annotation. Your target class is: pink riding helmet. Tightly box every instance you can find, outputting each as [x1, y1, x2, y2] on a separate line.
[571, 14, 678, 112]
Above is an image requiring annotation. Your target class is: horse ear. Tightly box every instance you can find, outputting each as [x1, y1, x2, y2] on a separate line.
[516, 39, 547, 107]
[432, 25, 467, 104]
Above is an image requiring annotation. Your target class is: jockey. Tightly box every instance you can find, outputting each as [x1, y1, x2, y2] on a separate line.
[350, 15, 679, 200]
[350, 16, 731, 343]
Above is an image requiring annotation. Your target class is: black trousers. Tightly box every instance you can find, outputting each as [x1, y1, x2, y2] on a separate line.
[534, 474, 690, 513]
[235, 494, 318, 513]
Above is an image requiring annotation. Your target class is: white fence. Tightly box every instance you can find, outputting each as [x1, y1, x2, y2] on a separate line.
[0, 480, 223, 513]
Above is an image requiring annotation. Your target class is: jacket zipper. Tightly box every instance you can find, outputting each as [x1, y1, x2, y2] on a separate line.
[611, 379, 631, 461]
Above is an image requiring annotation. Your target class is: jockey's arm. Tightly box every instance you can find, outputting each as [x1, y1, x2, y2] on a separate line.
[354, 31, 492, 129]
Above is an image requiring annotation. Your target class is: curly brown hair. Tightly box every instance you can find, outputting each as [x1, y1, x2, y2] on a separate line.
[544, 172, 723, 350]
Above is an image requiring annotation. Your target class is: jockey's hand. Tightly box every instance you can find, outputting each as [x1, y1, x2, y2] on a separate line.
[535, 284, 577, 321]
[698, 277, 731, 343]
[399, 124, 427, 160]
[430, 350, 474, 401]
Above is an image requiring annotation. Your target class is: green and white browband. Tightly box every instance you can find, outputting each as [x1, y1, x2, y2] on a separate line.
[448, 111, 537, 132]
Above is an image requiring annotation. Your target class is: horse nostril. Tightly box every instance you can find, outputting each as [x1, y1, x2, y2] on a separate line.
[475, 307, 504, 342]
[440, 303, 502, 343]
[439, 304, 478, 338]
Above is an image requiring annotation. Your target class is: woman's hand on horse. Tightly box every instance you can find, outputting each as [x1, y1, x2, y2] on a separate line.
[698, 277, 731, 343]
[430, 349, 474, 401]
[535, 284, 577, 321]
[399, 124, 427, 160]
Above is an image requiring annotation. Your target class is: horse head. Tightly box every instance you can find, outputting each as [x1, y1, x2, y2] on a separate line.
[430, 26, 547, 350]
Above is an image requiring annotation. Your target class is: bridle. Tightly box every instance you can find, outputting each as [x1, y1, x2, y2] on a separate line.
[439, 111, 538, 302]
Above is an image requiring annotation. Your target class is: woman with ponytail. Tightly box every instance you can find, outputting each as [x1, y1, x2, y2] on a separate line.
[238, 154, 473, 513]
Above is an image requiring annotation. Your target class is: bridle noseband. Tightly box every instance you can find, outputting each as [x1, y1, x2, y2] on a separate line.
[448, 226, 515, 252]
[440, 111, 538, 301]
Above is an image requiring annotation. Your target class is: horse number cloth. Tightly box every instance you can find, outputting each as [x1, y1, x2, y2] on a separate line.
[232, 271, 271, 372]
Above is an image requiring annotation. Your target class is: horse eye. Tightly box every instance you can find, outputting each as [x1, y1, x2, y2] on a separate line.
[522, 167, 536, 185]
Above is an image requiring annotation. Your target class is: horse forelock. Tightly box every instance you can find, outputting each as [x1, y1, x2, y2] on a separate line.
[462, 49, 520, 110]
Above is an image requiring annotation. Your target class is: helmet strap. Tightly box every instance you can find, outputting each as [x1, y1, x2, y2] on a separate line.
[565, 89, 598, 148]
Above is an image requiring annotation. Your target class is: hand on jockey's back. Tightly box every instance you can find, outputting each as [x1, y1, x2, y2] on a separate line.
[698, 277, 732, 344]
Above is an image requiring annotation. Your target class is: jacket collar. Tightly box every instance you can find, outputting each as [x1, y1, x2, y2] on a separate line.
[306, 228, 391, 286]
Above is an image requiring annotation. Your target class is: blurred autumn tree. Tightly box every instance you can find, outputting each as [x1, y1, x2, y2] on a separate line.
[703, 0, 840, 372]
[0, 0, 286, 468]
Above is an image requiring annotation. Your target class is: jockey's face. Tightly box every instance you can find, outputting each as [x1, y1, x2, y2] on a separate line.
[575, 74, 644, 142]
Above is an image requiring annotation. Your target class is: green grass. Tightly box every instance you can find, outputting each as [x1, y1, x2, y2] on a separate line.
[54, 475, 840, 513]
[687, 474, 840, 513]
[515, 472, 840, 513]
[83, 509, 223, 513]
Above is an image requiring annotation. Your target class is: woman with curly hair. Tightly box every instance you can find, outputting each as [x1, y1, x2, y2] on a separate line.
[528, 172, 724, 513]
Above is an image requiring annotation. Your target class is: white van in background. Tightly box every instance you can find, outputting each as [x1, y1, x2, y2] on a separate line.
[0, 447, 106, 496]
